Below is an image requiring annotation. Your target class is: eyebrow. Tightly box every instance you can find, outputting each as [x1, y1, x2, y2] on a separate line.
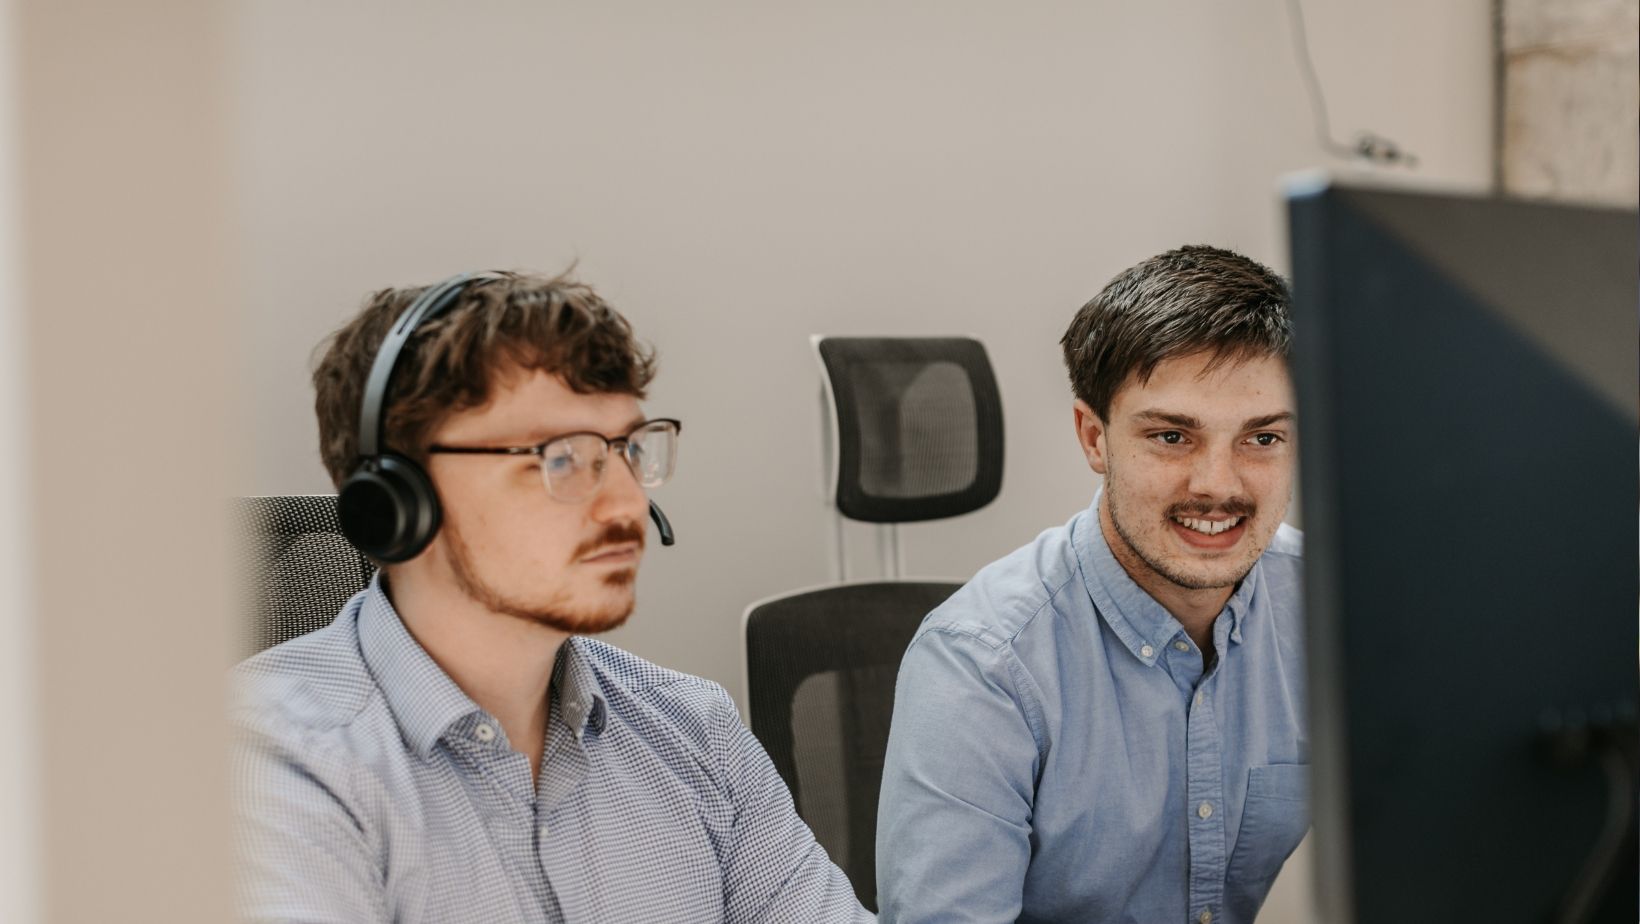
[1132, 410, 1203, 429]
[1130, 409, 1293, 430]
[1242, 412, 1295, 430]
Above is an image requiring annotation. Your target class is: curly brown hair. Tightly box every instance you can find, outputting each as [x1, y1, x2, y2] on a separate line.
[312, 270, 657, 488]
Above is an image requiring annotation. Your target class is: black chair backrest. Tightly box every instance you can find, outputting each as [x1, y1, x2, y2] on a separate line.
[233, 495, 375, 655]
[744, 580, 960, 911]
[815, 336, 1004, 524]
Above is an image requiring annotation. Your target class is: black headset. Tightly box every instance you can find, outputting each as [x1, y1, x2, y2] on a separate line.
[336, 271, 675, 563]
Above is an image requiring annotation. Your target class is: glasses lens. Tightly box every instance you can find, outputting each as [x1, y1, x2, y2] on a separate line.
[627, 421, 678, 488]
[540, 434, 606, 502]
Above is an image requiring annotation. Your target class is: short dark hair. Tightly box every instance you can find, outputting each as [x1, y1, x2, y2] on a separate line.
[1060, 245, 1291, 419]
[312, 269, 657, 488]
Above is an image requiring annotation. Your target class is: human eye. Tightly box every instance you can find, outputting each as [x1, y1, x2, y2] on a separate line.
[1149, 430, 1187, 446]
[542, 442, 580, 475]
[1247, 432, 1286, 448]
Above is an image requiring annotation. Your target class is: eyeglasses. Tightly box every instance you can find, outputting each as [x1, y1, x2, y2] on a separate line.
[427, 418, 681, 503]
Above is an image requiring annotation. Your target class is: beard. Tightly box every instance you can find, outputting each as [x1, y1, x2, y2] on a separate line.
[1105, 463, 1264, 592]
[443, 519, 642, 635]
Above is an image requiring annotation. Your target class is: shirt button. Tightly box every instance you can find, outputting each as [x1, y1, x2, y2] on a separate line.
[1140, 645, 1154, 659]
[474, 723, 497, 743]
[1199, 911, 1213, 924]
[1174, 640, 1190, 652]
[1197, 801, 1214, 819]
[1194, 691, 1205, 708]
[538, 825, 549, 841]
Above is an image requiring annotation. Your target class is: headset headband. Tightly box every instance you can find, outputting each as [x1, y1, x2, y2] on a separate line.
[356, 272, 479, 460]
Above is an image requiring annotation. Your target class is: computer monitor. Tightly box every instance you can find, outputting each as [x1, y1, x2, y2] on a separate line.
[1287, 178, 1638, 924]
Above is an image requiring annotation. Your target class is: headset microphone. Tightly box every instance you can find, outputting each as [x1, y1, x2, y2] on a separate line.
[648, 500, 674, 547]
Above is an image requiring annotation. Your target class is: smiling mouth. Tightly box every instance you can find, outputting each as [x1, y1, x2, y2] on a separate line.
[1171, 515, 1244, 536]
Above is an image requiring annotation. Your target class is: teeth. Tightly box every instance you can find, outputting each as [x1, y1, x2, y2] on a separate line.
[1174, 516, 1242, 536]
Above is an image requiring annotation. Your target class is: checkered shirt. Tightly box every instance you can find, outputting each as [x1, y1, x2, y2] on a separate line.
[231, 579, 871, 923]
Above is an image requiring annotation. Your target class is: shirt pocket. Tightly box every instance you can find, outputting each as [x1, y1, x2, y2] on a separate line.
[1224, 763, 1310, 901]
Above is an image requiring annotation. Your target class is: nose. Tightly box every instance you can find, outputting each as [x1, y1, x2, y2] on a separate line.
[589, 451, 649, 525]
[1188, 442, 1243, 500]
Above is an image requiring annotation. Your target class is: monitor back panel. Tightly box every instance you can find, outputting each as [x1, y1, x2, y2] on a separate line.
[1289, 182, 1638, 924]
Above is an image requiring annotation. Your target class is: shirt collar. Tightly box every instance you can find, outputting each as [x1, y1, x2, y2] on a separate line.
[1072, 491, 1262, 667]
[357, 576, 612, 755]
[357, 576, 483, 759]
[554, 638, 609, 742]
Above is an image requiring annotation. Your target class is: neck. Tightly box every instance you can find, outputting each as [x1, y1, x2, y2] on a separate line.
[1098, 499, 1232, 653]
[384, 565, 567, 780]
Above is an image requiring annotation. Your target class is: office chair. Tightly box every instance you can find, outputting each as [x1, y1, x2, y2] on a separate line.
[233, 494, 375, 655]
[743, 336, 1003, 910]
[812, 336, 1004, 579]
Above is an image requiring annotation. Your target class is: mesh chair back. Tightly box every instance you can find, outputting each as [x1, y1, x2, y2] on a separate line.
[744, 580, 960, 910]
[233, 495, 376, 654]
[815, 337, 1003, 523]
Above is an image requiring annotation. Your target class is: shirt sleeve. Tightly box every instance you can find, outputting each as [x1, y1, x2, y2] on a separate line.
[712, 687, 875, 924]
[231, 722, 391, 924]
[875, 627, 1044, 924]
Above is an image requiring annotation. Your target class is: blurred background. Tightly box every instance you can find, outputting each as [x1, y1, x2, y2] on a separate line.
[1, 1, 1632, 920]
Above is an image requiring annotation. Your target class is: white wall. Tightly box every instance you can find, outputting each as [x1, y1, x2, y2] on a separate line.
[233, 9, 1492, 912]
[0, 0, 37, 919]
[232, 7, 1490, 921]
[235, 0, 1492, 703]
[0, 3, 1497, 921]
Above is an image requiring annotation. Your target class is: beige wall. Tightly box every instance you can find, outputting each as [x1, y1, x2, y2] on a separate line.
[6, 1, 238, 921]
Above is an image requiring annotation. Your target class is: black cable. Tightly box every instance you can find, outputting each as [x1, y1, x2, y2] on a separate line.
[1284, 0, 1355, 158]
[1555, 739, 1637, 924]
[1284, 0, 1418, 167]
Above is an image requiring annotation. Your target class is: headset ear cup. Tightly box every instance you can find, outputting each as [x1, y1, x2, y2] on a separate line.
[337, 454, 442, 563]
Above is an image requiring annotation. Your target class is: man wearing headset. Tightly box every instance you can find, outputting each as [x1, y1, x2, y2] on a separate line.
[876, 247, 1308, 924]
[232, 270, 870, 923]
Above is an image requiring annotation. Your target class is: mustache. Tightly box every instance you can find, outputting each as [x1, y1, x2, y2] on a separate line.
[573, 521, 647, 560]
[1166, 497, 1257, 519]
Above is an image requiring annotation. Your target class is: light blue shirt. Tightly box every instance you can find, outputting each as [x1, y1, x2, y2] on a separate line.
[876, 497, 1308, 924]
[232, 578, 870, 923]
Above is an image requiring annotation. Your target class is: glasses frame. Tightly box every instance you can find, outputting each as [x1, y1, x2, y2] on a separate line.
[426, 417, 682, 502]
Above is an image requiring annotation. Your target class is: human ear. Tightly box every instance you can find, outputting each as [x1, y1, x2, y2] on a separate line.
[1072, 400, 1109, 476]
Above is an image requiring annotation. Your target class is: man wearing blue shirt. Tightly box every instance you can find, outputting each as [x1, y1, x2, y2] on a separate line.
[233, 271, 869, 923]
[877, 246, 1308, 924]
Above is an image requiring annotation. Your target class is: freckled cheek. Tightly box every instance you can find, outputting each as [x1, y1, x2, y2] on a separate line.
[1117, 459, 1194, 511]
[1133, 452, 1195, 487]
[1242, 462, 1295, 506]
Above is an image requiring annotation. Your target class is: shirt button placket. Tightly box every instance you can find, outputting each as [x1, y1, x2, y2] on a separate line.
[1185, 673, 1226, 919]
